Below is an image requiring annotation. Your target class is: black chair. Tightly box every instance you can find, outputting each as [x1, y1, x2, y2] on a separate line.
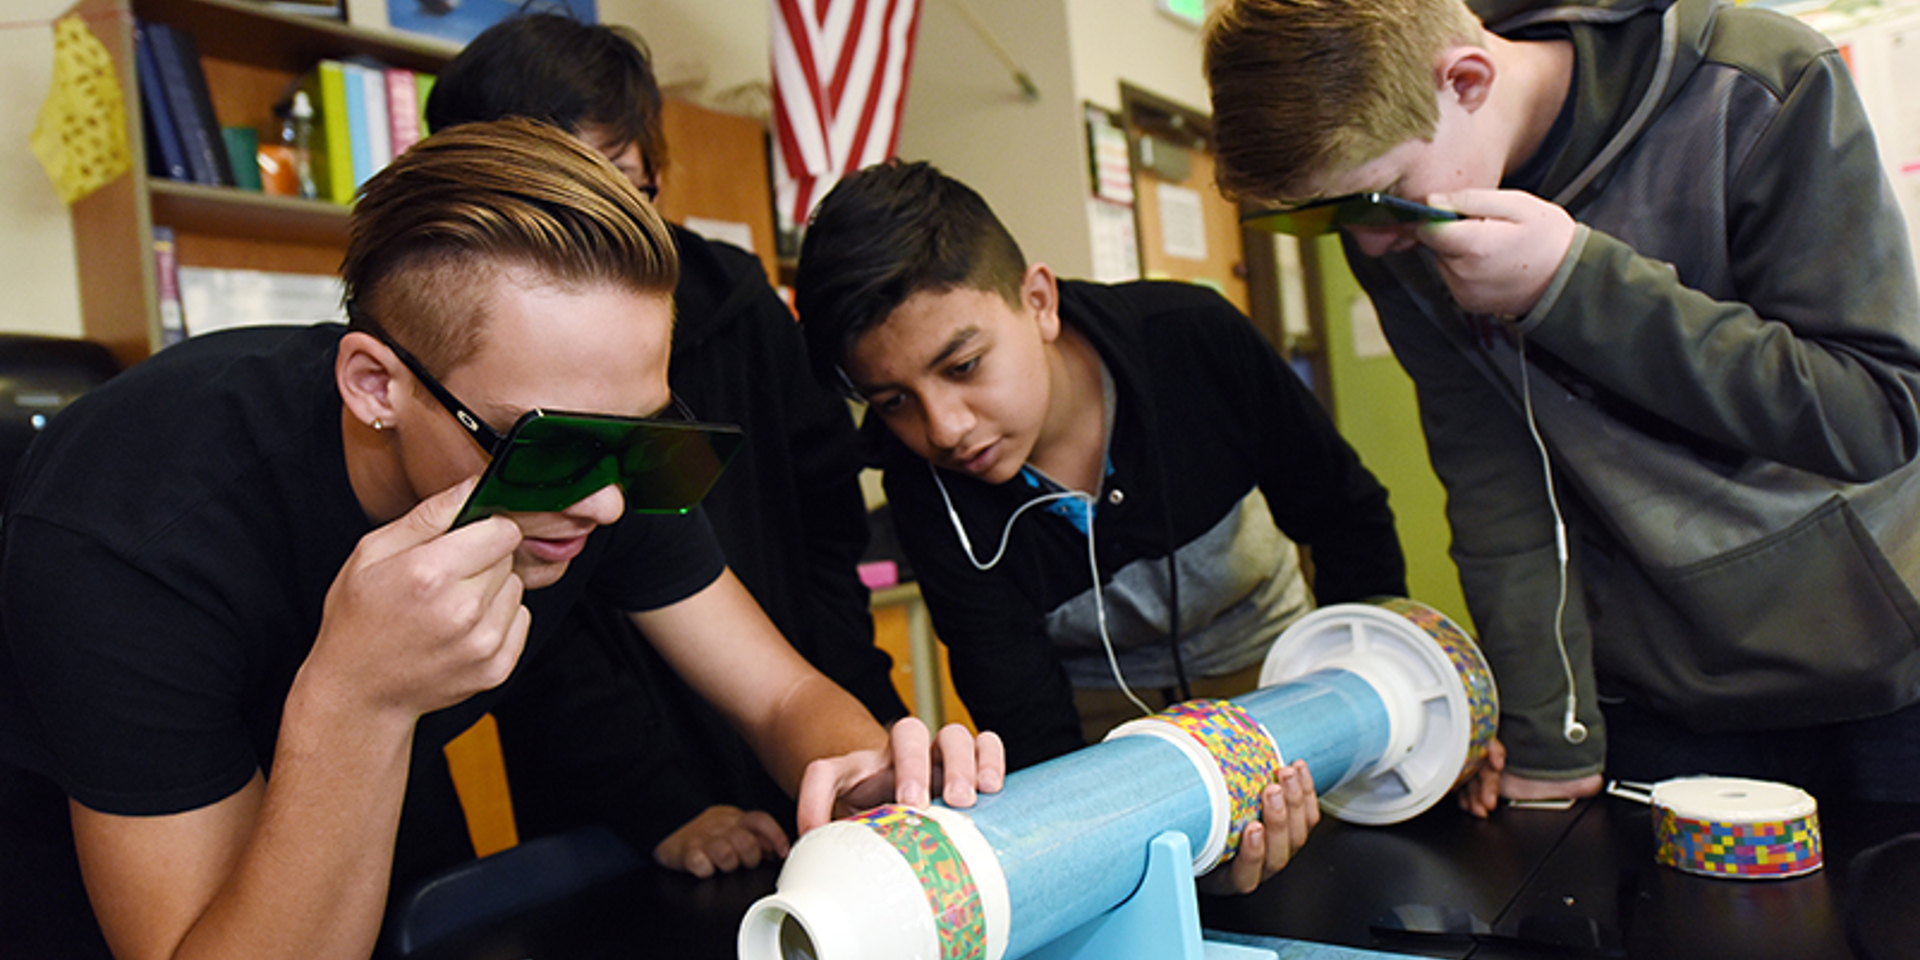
[379, 824, 646, 958]
[0, 334, 120, 509]
[0, 334, 121, 960]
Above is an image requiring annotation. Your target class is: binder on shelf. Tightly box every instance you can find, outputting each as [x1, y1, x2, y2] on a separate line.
[299, 61, 355, 204]
[132, 20, 189, 182]
[146, 22, 235, 187]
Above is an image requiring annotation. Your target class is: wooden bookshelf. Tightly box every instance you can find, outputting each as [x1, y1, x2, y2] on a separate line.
[66, 0, 782, 367]
[63, 0, 454, 366]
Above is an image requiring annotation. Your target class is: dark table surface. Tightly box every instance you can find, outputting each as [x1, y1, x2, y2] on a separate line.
[415, 795, 1920, 960]
[1202, 795, 1920, 960]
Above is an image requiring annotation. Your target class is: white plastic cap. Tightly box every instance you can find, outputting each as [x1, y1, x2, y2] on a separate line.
[738, 821, 939, 960]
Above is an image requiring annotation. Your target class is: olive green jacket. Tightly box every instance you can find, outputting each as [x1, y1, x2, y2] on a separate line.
[1352, 0, 1920, 778]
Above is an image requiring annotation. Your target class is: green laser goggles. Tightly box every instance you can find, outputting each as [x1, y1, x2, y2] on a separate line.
[453, 409, 746, 527]
[1241, 191, 1464, 237]
[345, 307, 745, 527]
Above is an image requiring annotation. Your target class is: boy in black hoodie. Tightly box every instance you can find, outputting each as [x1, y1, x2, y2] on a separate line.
[797, 160, 1411, 893]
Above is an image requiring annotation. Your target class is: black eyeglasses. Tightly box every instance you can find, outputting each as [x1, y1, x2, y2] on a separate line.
[344, 300, 694, 458]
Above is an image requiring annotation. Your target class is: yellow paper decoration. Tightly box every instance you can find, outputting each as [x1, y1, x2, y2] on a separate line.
[31, 13, 132, 205]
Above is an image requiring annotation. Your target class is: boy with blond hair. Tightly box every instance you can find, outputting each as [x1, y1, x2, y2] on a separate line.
[427, 13, 905, 880]
[0, 121, 997, 960]
[1206, 0, 1920, 811]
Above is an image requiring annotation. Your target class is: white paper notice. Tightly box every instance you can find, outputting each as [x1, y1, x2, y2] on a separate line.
[1088, 198, 1141, 284]
[176, 268, 345, 336]
[1088, 112, 1135, 204]
[1155, 182, 1208, 261]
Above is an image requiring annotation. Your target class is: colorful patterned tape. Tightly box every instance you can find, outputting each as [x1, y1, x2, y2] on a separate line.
[850, 805, 987, 959]
[1151, 699, 1284, 866]
[1655, 807, 1824, 878]
[1378, 597, 1500, 782]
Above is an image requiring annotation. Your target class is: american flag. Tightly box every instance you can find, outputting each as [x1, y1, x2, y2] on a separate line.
[771, 0, 924, 234]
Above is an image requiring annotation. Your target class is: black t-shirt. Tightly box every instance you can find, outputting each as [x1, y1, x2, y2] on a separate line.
[0, 324, 724, 817]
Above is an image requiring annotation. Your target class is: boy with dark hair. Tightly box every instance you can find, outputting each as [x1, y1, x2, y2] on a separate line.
[424, 15, 670, 196]
[796, 160, 1410, 892]
[1205, 0, 1920, 812]
[0, 120, 997, 960]
[426, 14, 906, 877]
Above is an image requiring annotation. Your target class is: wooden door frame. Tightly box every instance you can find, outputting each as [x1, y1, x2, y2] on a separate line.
[1118, 83, 1330, 407]
[1118, 86, 1274, 344]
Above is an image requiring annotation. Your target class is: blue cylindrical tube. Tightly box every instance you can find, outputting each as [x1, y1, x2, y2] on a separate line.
[969, 735, 1213, 956]
[740, 599, 1494, 960]
[1241, 669, 1393, 791]
[974, 671, 1391, 956]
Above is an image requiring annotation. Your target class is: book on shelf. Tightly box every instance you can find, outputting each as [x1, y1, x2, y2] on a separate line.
[340, 59, 373, 190]
[223, 127, 263, 191]
[144, 22, 235, 187]
[132, 20, 189, 182]
[293, 62, 437, 202]
[415, 73, 436, 135]
[384, 68, 421, 158]
[299, 61, 355, 204]
[336, 60, 399, 190]
[151, 226, 188, 347]
[351, 61, 394, 179]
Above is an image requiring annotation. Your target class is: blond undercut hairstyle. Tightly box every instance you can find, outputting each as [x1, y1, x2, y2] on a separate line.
[1206, 0, 1485, 205]
[339, 117, 678, 374]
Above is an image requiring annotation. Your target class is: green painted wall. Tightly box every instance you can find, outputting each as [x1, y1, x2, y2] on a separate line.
[1311, 236, 1472, 628]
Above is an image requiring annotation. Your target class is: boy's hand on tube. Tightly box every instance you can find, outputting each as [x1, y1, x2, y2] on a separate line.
[1201, 759, 1320, 895]
[794, 718, 1006, 834]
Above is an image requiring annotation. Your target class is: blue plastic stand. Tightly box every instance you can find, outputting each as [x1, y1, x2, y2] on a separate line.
[1023, 832, 1278, 960]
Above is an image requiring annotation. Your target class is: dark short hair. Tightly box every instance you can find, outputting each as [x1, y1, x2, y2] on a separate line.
[424, 13, 669, 182]
[793, 161, 1027, 392]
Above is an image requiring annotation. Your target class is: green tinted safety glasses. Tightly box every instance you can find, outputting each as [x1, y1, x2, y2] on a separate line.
[1241, 191, 1464, 236]
[349, 312, 746, 528]
[453, 409, 746, 527]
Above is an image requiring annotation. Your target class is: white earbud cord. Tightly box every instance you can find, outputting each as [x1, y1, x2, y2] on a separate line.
[930, 461, 1154, 717]
[1516, 332, 1589, 745]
